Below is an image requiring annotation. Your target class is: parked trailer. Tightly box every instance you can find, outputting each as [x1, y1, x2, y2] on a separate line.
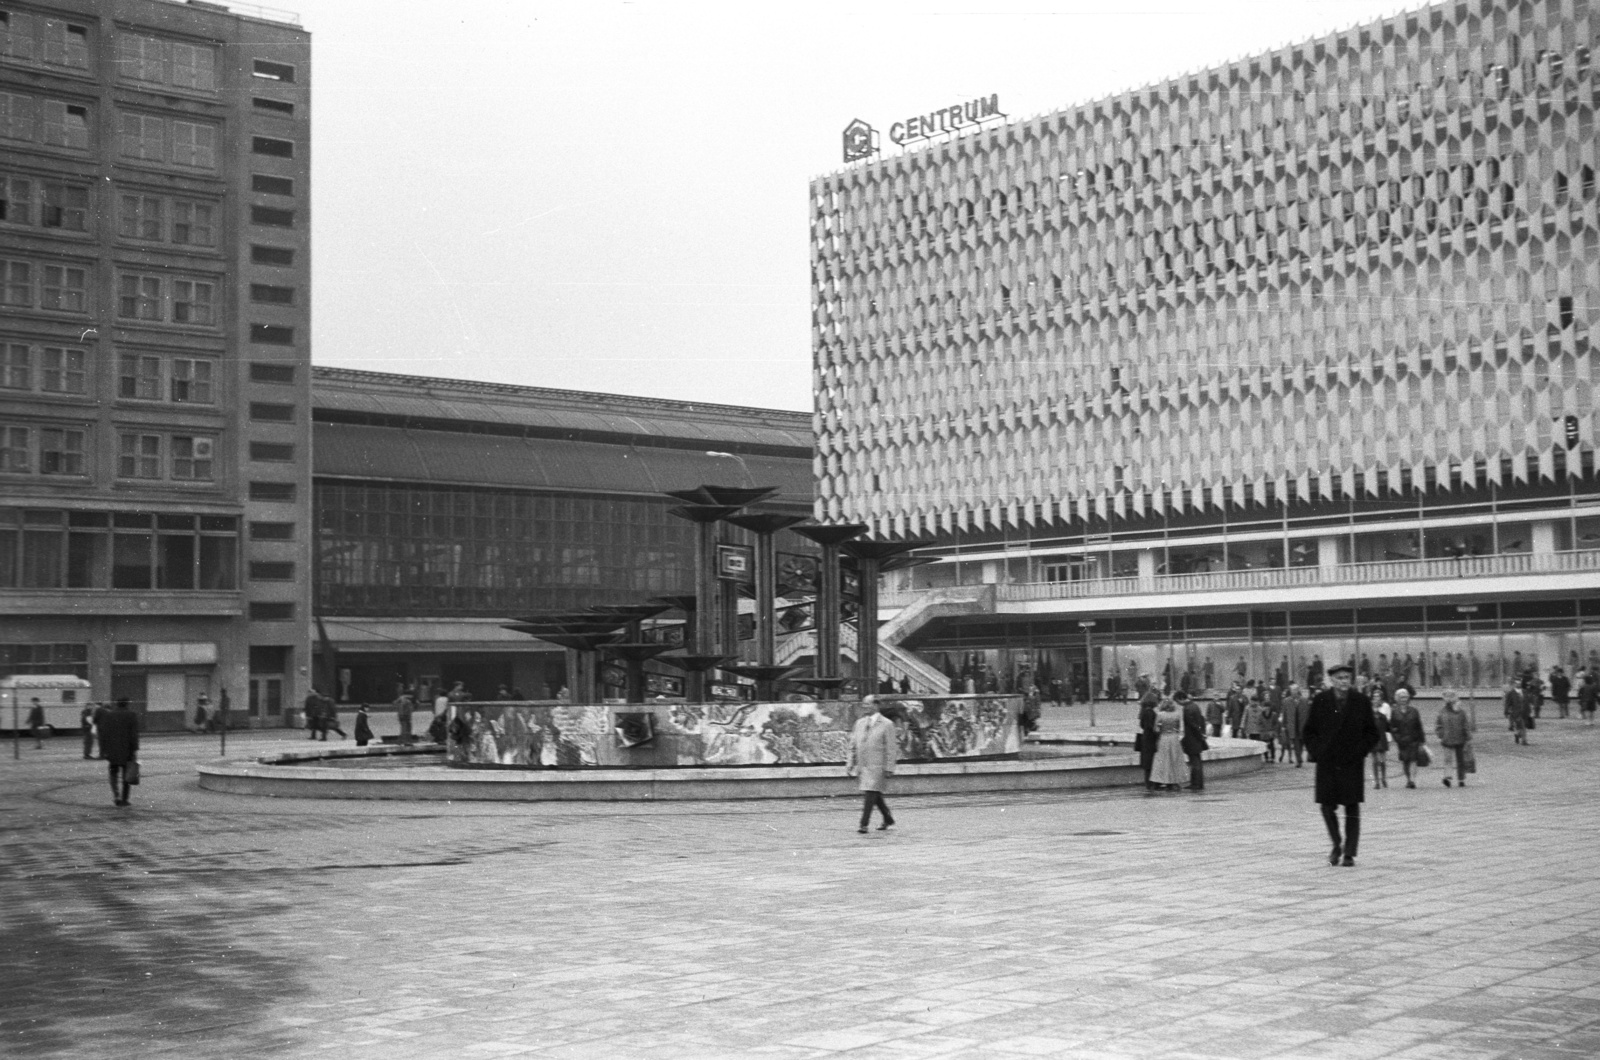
[1, 675, 95, 735]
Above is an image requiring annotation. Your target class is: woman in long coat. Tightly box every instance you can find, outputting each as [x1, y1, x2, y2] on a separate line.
[1148, 696, 1186, 791]
[846, 699, 899, 833]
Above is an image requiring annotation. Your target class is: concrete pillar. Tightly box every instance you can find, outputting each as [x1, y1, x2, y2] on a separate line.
[1317, 536, 1342, 569]
[1532, 521, 1556, 554]
[1138, 549, 1157, 580]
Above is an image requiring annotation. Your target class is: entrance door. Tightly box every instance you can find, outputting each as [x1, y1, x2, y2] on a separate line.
[249, 677, 283, 718]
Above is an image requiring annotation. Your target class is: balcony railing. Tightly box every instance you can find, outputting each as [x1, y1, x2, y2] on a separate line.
[881, 550, 1600, 608]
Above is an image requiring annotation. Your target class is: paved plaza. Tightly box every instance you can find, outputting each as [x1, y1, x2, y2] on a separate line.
[2, 706, 1598, 1060]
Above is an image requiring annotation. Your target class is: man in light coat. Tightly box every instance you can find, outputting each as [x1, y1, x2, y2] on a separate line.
[845, 697, 899, 834]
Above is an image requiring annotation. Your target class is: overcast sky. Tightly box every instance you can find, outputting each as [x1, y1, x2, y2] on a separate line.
[293, 0, 1425, 411]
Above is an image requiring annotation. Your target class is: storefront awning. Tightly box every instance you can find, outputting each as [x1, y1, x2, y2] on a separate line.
[315, 617, 561, 655]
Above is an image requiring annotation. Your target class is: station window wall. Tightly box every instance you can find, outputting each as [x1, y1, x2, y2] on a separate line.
[917, 600, 1600, 703]
[314, 483, 700, 615]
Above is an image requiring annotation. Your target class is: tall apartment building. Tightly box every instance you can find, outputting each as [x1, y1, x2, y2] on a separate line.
[813, 0, 1599, 700]
[0, 0, 310, 728]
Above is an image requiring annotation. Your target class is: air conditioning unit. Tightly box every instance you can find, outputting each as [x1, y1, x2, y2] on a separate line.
[193, 438, 214, 459]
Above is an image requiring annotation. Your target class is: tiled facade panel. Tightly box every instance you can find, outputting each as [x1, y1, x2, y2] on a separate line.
[811, 0, 1600, 538]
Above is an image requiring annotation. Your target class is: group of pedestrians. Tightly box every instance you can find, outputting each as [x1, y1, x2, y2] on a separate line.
[302, 689, 347, 741]
[1139, 690, 1211, 792]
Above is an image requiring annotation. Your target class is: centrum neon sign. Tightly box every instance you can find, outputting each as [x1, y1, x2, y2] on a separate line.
[889, 94, 1004, 146]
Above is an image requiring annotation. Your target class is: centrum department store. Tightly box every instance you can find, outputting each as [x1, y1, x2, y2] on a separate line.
[812, 0, 1600, 699]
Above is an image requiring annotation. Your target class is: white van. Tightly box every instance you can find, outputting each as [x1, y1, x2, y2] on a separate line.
[0, 674, 95, 735]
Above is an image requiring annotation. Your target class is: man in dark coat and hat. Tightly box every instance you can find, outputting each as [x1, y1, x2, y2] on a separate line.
[95, 698, 140, 807]
[1301, 664, 1378, 866]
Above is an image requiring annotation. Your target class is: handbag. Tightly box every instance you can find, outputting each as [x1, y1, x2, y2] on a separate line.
[1132, 733, 1146, 753]
[126, 760, 141, 785]
[1414, 743, 1432, 768]
[1460, 743, 1477, 774]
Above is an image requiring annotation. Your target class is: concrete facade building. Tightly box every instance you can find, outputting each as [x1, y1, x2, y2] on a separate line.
[812, 0, 1600, 699]
[0, 0, 310, 727]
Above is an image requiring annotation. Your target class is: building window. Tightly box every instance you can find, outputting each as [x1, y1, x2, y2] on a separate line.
[252, 97, 294, 116]
[249, 601, 294, 621]
[40, 181, 87, 230]
[41, 101, 89, 149]
[117, 433, 161, 479]
[19, 509, 237, 591]
[38, 427, 84, 475]
[170, 358, 213, 404]
[0, 425, 29, 471]
[1, 342, 30, 389]
[0, 173, 32, 224]
[250, 245, 294, 266]
[171, 278, 215, 325]
[120, 193, 163, 240]
[171, 120, 216, 169]
[249, 402, 293, 422]
[249, 283, 294, 305]
[116, 33, 167, 83]
[118, 273, 161, 320]
[252, 59, 296, 82]
[249, 561, 294, 581]
[251, 174, 294, 196]
[170, 199, 215, 245]
[116, 34, 216, 92]
[248, 481, 295, 501]
[117, 354, 161, 400]
[1, 258, 30, 305]
[249, 362, 295, 384]
[169, 42, 216, 91]
[249, 441, 293, 462]
[250, 205, 294, 228]
[251, 136, 293, 158]
[40, 347, 84, 393]
[39, 264, 85, 311]
[118, 111, 164, 161]
[249, 521, 294, 540]
[171, 435, 214, 480]
[250, 324, 294, 345]
[0, 13, 88, 70]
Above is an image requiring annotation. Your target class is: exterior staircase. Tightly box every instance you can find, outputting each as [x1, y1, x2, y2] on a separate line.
[771, 624, 950, 694]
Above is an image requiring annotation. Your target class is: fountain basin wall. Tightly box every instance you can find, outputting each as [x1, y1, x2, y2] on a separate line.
[446, 695, 1021, 769]
[194, 735, 1267, 801]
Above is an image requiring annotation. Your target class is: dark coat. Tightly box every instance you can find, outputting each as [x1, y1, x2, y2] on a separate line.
[1302, 687, 1378, 805]
[1180, 702, 1209, 757]
[1137, 698, 1158, 775]
[96, 707, 140, 765]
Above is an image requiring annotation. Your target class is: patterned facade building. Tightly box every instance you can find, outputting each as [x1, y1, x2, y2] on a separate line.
[812, 0, 1600, 700]
[0, 0, 311, 728]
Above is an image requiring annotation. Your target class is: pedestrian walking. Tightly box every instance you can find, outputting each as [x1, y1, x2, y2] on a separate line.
[321, 694, 347, 740]
[1369, 701, 1391, 789]
[80, 701, 97, 759]
[396, 689, 416, 744]
[1503, 681, 1530, 745]
[303, 688, 324, 740]
[845, 698, 898, 833]
[1550, 666, 1571, 719]
[192, 694, 210, 734]
[1436, 688, 1475, 786]
[96, 698, 140, 807]
[1148, 695, 1186, 792]
[1279, 683, 1309, 766]
[1389, 688, 1425, 788]
[354, 704, 375, 747]
[1580, 671, 1599, 726]
[1205, 694, 1224, 738]
[1301, 664, 1379, 867]
[26, 698, 46, 748]
[1180, 691, 1209, 791]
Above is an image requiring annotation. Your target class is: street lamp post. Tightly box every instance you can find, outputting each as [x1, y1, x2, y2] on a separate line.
[1457, 604, 1479, 726]
[1079, 620, 1098, 727]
